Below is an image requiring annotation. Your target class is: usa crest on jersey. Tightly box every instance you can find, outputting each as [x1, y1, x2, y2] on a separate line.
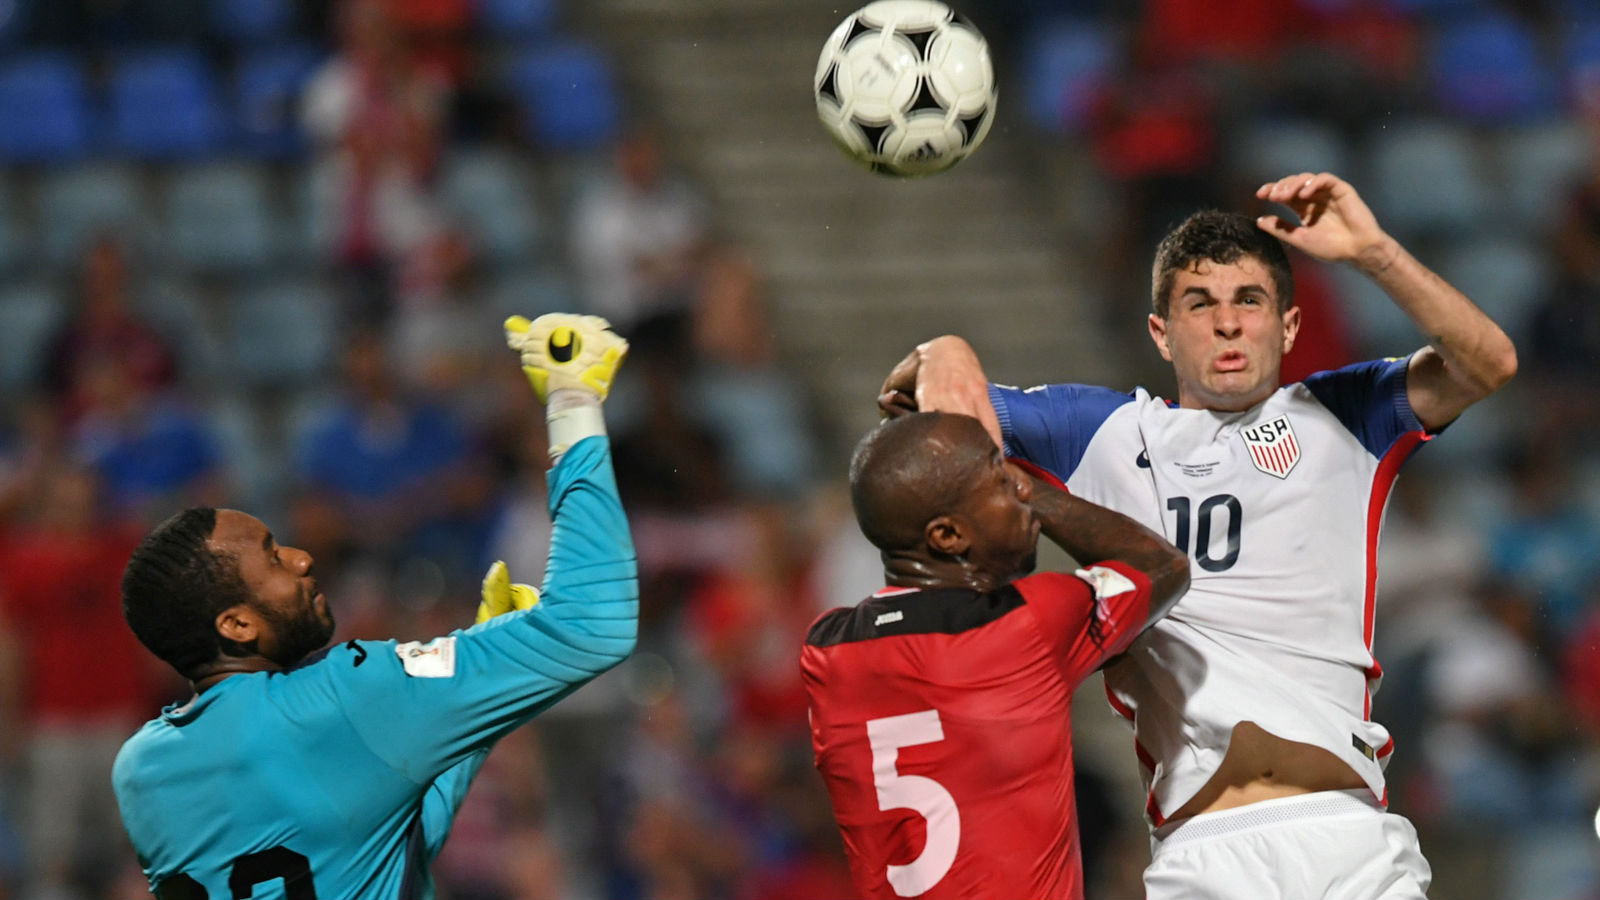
[1240, 414, 1300, 478]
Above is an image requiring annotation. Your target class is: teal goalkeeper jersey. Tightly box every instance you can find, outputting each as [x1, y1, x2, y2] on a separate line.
[112, 437, 637, 900]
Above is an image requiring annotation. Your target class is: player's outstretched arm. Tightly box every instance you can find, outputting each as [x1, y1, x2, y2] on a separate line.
[1023, 469, 1189, 629]
[879, 336, 1003, 448]
[1255, 172, 1517, 430]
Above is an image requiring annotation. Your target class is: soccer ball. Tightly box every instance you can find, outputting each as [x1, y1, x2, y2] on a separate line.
[813, 1, 997, 178]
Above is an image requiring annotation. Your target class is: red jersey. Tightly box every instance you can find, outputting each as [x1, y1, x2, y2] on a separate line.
[801, 563, 1152, 900]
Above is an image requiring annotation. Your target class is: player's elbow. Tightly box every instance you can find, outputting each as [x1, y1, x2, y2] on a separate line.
[1485, 339, 1518, 393]
[1146, 550, 1191, 622]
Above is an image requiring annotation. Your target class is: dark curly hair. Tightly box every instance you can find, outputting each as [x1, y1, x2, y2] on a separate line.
[1151, 210, 1294, 317]
[121, 507, 252, 678]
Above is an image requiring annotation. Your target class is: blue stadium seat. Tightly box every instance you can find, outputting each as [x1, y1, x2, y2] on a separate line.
[0, 281, 65, 389]
[1230, 118, 1353, 185]
[1021, 19, 1115, 135]
[165, 163, 279, 271]
[441, 149, 543, 264]
[1563, 19, 1600, 107]
[208, 392, 286, 519]
[234, 44, 322, 158]
[38, 165, 149, 265]
[478, 0, 559, 39]
[109, 49, 228, 160]
[1429, 13, 1558, 125]
[0, 53, 93, 163]
[228, 279, 337, 387]
[211, 0, 294, 44]
[1495, 122, 1591, 229]
[1364, 120, 1492, 240]
[508, 41, 621, 150]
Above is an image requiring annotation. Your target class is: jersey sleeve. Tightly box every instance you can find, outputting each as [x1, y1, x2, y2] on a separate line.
[1014, 562, 1153, 684]
[317, 435, 638, 785]
[421, 749, 489, 859]
[1301, 356, 1432, 457]
[988, 382, 1134, 480]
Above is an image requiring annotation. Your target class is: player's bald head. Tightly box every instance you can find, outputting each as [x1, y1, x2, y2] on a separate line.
[850, 412, 993, 552]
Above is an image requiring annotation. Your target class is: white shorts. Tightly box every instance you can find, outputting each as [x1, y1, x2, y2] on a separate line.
[1145, 789, 1432, 900]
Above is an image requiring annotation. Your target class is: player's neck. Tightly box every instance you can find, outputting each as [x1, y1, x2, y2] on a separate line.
[190, 657, 285, 693]
[883, 556, 1007, 593]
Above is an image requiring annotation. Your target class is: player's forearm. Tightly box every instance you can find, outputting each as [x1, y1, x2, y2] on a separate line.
[537, 436, 638, 668]
[1357, 235, 1517, 398]
[1028, 476, 1190, 614]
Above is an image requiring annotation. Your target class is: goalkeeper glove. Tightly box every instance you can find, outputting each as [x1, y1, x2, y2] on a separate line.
[503, 313, 628, 403]
[475, 560, 540, 625]
[505, 313, 629, 458]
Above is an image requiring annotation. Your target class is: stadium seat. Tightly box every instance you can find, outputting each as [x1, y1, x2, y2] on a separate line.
[0, 281, 65, 389]
[1363, 120, 1493, 240]
[440, 149, 543, 264]
[477, 0, 559, 39]
[165, 163, 279, 271]
[0, 53, 93, 163]
[38, 164, 149, 266]
[1495, 122, 1591, 230]
[210, 0, 295, 44]
[1326, 263, 1416, 357]
[1021, 19, 1115, 135]
[109, 48, 228, 160]
[1436, 235, 1547, 337]
[1429, 13, 1558, 125]
[234, 44, 323, 158]
[507, 41, 621, 150]
[228, 279, 338, 387]
[484, 266, 577, 322]
[136, 277, 223, 381]
[208, 392, 287, 519]
[0, 180, 24, 274]
[1229, 118, 1353, 185]
[1563, 18, 1600, 108]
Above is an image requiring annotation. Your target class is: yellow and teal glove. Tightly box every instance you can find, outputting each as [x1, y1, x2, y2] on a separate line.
[475, 560, 540, 625]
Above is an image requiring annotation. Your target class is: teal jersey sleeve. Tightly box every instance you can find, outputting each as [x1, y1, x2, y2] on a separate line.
[421, 750, 489, 859]
[326, 435, 638, 783]
[112, 436, 637, 900]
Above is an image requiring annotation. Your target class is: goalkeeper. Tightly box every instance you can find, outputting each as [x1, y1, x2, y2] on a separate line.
[112, 315, 635, 900]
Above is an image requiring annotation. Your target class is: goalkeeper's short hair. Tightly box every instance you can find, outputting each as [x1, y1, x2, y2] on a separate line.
[122, 507, 252, 678]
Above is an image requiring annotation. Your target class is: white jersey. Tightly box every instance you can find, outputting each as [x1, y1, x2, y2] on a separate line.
[991, 357, 1431, 827]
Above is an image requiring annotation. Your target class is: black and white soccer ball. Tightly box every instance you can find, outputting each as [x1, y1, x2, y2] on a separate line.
[814, 1, 997, 178]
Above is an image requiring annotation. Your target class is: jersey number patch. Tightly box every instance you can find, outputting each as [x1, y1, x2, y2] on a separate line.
[155, 846, 315, 899]
[867, 710, 961, 897]
[1166, 494, 1242, 572]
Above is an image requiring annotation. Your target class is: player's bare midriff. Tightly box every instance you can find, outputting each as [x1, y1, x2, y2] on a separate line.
[1166, 721, 1369, 822]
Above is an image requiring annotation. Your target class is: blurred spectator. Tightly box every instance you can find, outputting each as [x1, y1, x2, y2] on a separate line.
[68, 356, 223, 525]
[0, 463, 163, 899]
[42, 235, 177, 426]
[571, 126, 710, 333]
[687, 243, 819, 499]
[293, 334, 492, 591]
[1486, 441, 1600, 640]
[303, 0, 449, 325]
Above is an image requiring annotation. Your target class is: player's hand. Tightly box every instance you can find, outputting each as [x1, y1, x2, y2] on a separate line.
[1255, 172, 1395, 273]
[911, 336, 1003, 449]
[504, 313, 629, 403]
[476, 560, 540, 625]
[879, 349, 921, 419]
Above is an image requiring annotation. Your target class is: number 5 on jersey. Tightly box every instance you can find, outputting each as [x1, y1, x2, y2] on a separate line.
[868, 709, 961, 897]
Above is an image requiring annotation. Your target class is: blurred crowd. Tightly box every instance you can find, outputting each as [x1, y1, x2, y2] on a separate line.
[0, 0, 1598, 898]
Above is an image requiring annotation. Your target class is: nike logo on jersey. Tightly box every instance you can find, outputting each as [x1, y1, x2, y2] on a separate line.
[1136, 449, 1150, 468]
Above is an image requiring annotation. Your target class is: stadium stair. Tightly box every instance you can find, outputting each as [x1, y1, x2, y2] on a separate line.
[571, 0, 1124, 462]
